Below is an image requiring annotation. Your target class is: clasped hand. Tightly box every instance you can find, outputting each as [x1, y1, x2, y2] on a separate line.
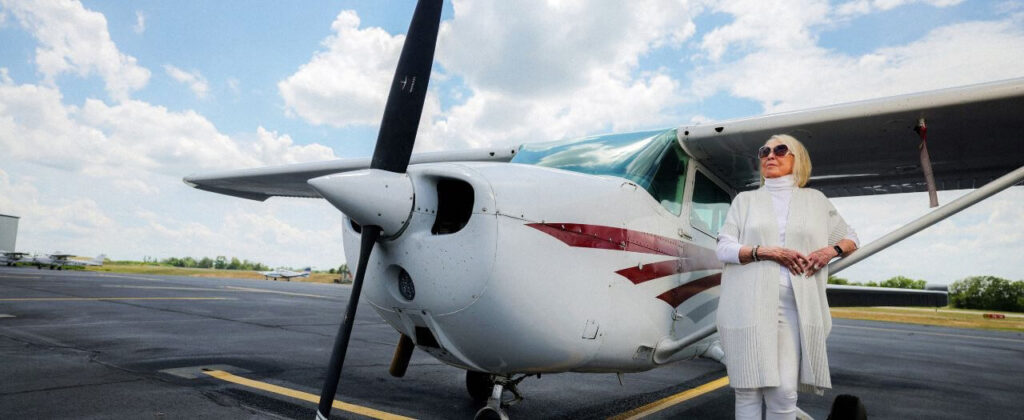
[759, 246, 832, 277]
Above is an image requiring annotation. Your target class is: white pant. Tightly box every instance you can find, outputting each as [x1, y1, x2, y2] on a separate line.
[734, 286, 801, 420]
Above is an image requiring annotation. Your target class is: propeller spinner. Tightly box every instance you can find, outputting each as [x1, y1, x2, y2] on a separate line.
[307, 1, 443, 419]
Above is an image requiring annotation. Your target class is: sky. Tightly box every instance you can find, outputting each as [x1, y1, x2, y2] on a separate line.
[0, 0, 1022, 285]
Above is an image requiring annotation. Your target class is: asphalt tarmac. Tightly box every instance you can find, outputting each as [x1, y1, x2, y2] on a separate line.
[2, 267, 1021, 419]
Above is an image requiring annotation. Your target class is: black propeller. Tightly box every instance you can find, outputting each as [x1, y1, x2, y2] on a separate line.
[315, 1, 443, 419]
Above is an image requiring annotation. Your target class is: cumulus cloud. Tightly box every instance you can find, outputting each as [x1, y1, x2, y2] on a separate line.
[278, 1, 701, 151]
[133, 10, 145, 34]
[0, 76, 257, 177]
[164, 65, 210, 99]
[439, 0, 697, 98]
[689, 0, 1024, 113]
[421, 0, 700, 150]
[0, 169, 116, 239]
[833, 188, 1024, 284]
[698, 0, 828, 62]
[1, 0, 150, 101]
[835, 0, 964, 17]
[250, 127, 337, 165]
[278, 10, 405, 127]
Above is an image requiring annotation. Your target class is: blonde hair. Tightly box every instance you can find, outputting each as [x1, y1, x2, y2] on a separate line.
[761, 134, 812, 187]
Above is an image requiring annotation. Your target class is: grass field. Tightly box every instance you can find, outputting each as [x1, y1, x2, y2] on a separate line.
[85, 263, 348, 284]
[57, 264, 1023, 333]
[831, 306, 1024, 332]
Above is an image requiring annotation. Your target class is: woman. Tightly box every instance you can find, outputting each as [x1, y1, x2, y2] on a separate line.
[715, 134, 859, 420]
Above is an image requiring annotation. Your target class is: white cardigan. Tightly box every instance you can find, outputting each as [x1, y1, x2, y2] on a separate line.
[715, 187, 851, 393]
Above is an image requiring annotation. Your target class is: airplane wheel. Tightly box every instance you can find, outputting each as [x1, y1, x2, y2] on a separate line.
[466, 371, 493, 402]
[474, 405, 509, 420]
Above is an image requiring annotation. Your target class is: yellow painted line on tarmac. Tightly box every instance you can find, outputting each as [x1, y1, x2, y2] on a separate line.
[202, 369, 413, 420]
[93, 273, 168, 282]
[103, 284, 334, 299]
[223, 285, 333, 299]
[609, 376, 730, 420]
[0, 274, 43, 279]
[0, 297, 234, 302]
[103, 285, 228, 292]
[835, 324, 1024, 343]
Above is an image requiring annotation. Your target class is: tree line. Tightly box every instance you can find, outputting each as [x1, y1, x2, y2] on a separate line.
[827, 275, 926, 289]
[829, 274, 1022, 312]
[158, 256, 270, 271]
[948, 276, 1024, 312]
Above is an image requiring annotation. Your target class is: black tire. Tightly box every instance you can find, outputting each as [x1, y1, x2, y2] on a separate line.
[827, 394, 867, 420]
[465, 371, 493, 402]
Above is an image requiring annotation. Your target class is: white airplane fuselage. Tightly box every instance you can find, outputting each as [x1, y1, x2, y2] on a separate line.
[344, 161, 724, 375]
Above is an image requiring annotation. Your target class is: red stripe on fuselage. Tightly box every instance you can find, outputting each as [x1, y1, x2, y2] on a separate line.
[527, 223, 724, 307]
[528, 223, 710, 257]
[616, 258, 725, 284]
[616, 260, 681, 284]
[656, 273, 722, 307]
[528, 222, 722, 282]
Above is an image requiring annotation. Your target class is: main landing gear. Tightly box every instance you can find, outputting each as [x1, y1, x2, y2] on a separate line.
[467, 371, 533, 420]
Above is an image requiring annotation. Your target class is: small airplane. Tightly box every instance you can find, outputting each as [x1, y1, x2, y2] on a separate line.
[1, 250, 30, 266]
[184, 1, 1024, 418]
[261, 267, 312, 281]
[29, 252, 106, 270]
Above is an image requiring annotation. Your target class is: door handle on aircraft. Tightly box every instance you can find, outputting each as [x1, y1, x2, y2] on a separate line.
[678, 228, 692, 240]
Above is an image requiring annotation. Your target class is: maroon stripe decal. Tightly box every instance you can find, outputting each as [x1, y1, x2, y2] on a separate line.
[528, 222, 724, 305]
[656, 273, 722, 307]
[528, 222, 722, 268]
[616, 258, 727, 284]
[616, 260, 680, 284]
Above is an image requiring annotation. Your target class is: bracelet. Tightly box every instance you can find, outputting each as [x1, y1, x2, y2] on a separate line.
[833, 245, 843, 258]
[752, 245, 760, 262]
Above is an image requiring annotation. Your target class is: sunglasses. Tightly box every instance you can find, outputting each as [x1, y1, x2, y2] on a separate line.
[758, 144, 791, 159]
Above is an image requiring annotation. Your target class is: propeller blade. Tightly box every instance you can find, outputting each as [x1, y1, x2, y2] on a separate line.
[370, 0, 443, 173]
[315, 225, 381, 419]
[315, 2, 443, 418]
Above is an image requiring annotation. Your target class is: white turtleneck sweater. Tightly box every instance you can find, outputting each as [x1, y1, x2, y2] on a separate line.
[716, 175, 859, 288]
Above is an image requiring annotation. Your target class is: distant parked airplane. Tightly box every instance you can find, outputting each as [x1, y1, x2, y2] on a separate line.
[260, 267, 312, 281]
[29, 253, 106, 270]
[1, 250, 29, 266]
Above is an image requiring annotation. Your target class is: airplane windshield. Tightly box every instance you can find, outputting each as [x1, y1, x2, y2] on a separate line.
[511, 129, 681, 190]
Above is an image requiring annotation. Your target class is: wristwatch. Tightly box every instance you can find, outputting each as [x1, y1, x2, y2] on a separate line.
[833, 245, 843, 258]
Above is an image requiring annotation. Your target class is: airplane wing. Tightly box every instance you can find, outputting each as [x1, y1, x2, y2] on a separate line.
[184, 148, 518, 201]
[679, 78, 1024, 197]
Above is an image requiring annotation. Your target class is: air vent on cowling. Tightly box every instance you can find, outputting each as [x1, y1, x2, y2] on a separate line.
[431, 178, 474, 235]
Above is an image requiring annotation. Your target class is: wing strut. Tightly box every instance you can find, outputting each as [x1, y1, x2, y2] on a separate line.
[830, 165, 1024, 275]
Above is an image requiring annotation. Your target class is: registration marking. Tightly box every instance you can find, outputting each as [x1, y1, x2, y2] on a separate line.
[0, 297, 234, 302]
[202, 369, 413, 420]
[610, 376, 730, 420]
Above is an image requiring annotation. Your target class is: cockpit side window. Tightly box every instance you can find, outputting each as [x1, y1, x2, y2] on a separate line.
[690, 170, 731, 237]
[646, 142, 688, 216]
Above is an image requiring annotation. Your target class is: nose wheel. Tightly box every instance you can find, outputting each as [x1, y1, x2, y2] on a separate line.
[468, 372, 533, 420]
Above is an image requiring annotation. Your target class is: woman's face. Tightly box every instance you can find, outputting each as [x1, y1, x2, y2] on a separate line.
[760, 139, 795, 179]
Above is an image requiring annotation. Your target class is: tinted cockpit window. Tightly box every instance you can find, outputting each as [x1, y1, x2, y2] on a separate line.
[511, 129, 678, 190]
[690, 171, 731, 236]
[647, 142, 688, 215]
